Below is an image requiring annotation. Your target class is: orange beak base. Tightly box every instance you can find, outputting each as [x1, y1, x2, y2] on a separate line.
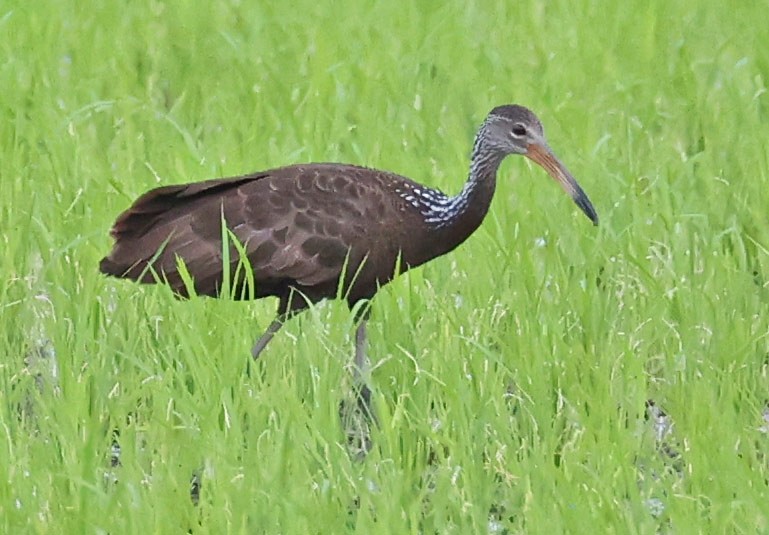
[525, 143, 598, 225]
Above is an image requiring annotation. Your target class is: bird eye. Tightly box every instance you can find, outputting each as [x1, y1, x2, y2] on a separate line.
[511, 123, 527, 137]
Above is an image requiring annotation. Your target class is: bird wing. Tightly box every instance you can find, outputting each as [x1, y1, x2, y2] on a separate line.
[100, 164, 398, 298]
[107, 174, 264, 241]
[100, 173, 265, 295]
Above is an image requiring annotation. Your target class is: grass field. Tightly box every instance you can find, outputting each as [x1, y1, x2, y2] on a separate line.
[2, 1, 768, 533]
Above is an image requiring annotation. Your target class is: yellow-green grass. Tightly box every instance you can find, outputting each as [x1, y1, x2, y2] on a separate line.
[1, 1, 768, 532]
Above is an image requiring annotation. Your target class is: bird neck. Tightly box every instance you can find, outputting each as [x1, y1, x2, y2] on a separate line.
[394, 125, 505, 263]
[424, 132, 504, 246]
[454, 140, 506, 218]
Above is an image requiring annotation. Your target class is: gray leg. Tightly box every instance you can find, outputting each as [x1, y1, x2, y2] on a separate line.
[340, 315, 376, 459]
[353, 319, 369, 385]
[251, 317, 285, 360]
[251, 292, 307, 360]
[353, 319, 374, 419]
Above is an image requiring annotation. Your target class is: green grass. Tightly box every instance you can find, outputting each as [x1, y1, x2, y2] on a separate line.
[2, 1, 768, 533]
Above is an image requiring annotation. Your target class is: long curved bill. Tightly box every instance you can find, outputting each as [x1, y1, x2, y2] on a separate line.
[525, 142, 599, 225]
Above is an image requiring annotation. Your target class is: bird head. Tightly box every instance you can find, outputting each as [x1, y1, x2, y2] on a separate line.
[481, 104, 599, 225]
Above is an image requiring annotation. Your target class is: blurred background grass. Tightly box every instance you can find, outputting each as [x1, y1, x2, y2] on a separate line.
[1, 0, 768, 532]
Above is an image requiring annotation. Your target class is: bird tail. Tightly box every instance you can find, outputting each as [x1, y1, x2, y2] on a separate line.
[99, 256, 126, 278]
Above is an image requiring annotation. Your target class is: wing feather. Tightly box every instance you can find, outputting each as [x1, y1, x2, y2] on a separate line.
[101, 163, 430, 300]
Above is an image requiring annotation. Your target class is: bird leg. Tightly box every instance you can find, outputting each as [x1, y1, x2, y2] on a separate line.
[251, 290, 307, 360]
[250, 316, 287, 360]
[340, 306, 377, 459]
[353, 319, 374, 415]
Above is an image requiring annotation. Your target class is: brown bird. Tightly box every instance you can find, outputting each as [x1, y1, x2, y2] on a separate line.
[100, 104, 597, 399]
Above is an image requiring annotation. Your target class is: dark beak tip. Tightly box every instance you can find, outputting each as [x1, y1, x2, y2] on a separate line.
[574, 195, 599, 226]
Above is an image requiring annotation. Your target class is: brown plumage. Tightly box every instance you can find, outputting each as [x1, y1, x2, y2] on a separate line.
[100, 163, 473, 306]
[100, 104, 598, 407]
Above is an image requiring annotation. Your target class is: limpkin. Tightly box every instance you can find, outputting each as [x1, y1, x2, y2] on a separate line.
[100, 104, 597, 417]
